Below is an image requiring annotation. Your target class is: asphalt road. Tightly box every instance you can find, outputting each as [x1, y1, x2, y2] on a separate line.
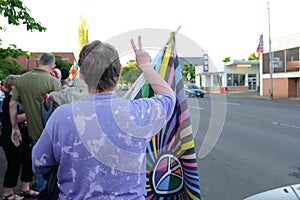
[189, 93, 300, 200]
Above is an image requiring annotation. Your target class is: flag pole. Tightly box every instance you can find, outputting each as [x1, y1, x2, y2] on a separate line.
[123, 26, 181, 99]
[175, 26, 181, 34]
[268, 0, 273, 100]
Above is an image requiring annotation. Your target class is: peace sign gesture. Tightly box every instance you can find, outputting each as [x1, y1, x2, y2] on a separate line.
[131, 36, 150, 67]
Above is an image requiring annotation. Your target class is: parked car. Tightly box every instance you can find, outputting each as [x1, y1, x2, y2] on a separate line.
[185, 84, 205, 98]
[121, 85, 129, 91]
[244, 183, 300, 200]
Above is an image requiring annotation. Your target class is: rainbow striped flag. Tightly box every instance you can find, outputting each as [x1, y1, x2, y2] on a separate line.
[69, 62, 80, 86]
[129, 32, 201, 199]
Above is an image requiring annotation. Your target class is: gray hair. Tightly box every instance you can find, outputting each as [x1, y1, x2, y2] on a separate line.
[39, 53, 55, 66]
[78, 40, 121, 92]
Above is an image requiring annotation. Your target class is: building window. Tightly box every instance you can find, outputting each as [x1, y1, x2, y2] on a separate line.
[213, 74, 220, 86]
[227, 74, 232, 86]
[233, 74, 239, 86]
[240, 74, 245, 86]
[227, 74, 246, 86]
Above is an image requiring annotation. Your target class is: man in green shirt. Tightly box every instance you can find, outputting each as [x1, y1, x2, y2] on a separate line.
[10, 53, 62, 143]
[9, 53, 62, 192]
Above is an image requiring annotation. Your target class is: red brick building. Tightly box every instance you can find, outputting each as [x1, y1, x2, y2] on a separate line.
[13, 52, 76, 71]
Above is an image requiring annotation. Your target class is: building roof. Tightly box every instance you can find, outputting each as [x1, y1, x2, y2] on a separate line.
[225, 60, 259, 67]
[178, 57, 203, 66]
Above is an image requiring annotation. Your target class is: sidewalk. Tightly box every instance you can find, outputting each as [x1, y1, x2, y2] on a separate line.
[225, 91, 300, 104]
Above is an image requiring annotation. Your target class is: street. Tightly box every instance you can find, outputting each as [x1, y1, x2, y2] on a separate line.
[1, 93, 300, 200]
[190, 94, 300, 200]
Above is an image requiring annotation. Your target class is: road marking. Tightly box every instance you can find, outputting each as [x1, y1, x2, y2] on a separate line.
[189, 106, 204, 110]
[220, 102, 240, 106]
[271, 121, 300, 129]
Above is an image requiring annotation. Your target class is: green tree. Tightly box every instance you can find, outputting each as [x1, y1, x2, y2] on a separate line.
[0, 59, 23, 80]
[0, 0, 46, 32]
[0, 44, 26, 59]
[248, 52, 260, 60]
[181, 63, 195, 82]
[0, 0, 46, 78]
[120, 60, 142, 84]
[222, 56, 231, 63]
[55, 55, 72, 71]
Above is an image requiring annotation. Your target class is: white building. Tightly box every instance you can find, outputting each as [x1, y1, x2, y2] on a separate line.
[224, 60, 260, 92]
[261, 32, 300, 97]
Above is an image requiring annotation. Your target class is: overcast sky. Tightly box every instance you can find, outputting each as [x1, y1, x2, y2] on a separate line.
[1, 0, 299, 67]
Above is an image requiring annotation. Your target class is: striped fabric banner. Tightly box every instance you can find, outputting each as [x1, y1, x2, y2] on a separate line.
[130, 32, 201, 199]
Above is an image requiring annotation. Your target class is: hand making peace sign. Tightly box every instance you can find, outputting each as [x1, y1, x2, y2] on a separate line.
[131, 36, 151, 67]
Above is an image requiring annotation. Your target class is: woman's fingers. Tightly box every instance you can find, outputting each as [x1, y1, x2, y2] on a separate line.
[131, 36, 142, 51]
[130, 39, 137, 51]
[138, 36, 142, 50]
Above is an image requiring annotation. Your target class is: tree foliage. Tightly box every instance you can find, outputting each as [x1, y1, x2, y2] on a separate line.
[248, 52, 260, 60]
[0, 0, 46, 32]
[120, 60, 142, 84]
[55, 55, 72, 71]
[181, 63, 195, 82]
[0, 44, 27, 59]
[0, 58, 23, 80]
[222, 57, 231, 63]
[0, 0, 47, 79]
[0, 0, 46, 59]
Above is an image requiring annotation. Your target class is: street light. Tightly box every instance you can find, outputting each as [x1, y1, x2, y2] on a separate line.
[26, 51, 31, 71]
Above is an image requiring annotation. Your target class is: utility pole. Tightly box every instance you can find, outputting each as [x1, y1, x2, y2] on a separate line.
[268, 0, 273, 100]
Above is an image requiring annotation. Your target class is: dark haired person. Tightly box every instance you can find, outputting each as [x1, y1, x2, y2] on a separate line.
[60, 68, 70, 89]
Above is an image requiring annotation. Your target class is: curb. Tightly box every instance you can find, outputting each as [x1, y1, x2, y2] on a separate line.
[226, 92, 300, 105]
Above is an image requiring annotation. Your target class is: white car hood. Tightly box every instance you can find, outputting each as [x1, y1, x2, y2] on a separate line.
[244, 184, 300, 200]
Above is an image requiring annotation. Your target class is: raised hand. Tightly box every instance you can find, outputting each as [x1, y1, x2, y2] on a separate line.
[130, 36, 150, 67]
[130, 36, 174, 95]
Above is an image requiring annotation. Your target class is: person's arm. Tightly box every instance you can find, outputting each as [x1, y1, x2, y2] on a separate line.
[49, 88, 71, 106]
[17, 113, 26, 123]
[131, 36, 174, 96]
[32, 128, 56, 174]
[54, 79, 63, 91]
[9, 99, 22, 146]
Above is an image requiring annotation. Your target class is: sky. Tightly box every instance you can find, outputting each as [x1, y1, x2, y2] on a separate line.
[1, 0, 300, 67]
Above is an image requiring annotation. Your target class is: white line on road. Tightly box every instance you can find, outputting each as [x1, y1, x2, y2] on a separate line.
[220, 102, 240, 106]
[271, 121, 300, 129]
[188, 106, 204, 110]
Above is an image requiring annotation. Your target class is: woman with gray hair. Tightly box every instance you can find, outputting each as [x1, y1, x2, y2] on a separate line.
[32, 37, 175, 199]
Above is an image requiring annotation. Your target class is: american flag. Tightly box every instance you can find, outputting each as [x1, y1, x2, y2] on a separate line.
[256, 34, 264, 53]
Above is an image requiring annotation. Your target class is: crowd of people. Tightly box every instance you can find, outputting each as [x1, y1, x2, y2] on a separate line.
[0, 36, 175, 199]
